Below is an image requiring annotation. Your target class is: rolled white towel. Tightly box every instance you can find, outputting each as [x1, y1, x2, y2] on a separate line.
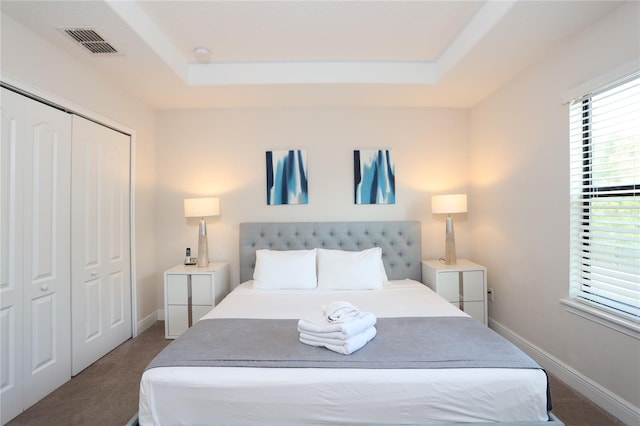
[299, 326, 377, 355]
[298, 311, 377, 339]
[323, 301, 360, 323]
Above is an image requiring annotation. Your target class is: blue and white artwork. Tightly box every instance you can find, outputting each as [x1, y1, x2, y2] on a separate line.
[266, 150, 309, 205]
[354, 149, 395, 205]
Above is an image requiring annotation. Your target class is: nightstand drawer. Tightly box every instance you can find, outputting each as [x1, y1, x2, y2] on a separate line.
[455, 301, 485, 324]
[435, 272, 460, 302]
[167, 275, 189, 304]
[192, 274, 213, 305]
[433, 270, 485, 302]
[167, 305, 188, 337]
[461, 271, 485, 300]
[192, 305, 212, 322]
[167, 274, 215, 305]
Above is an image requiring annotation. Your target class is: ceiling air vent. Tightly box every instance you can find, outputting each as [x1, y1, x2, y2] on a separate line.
[60, 27, 119, 55]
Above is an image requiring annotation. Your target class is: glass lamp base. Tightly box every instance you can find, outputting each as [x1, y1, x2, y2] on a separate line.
[444, 216, 457, 265]
[196, 218, 209, 268]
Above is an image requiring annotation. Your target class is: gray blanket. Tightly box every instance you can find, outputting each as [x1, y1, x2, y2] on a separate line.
[147, 317, 552, 410]
[147, 317, 541, 370]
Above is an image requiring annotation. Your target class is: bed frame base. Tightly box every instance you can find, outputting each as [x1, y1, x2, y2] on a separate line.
[128, 412, 563, 425]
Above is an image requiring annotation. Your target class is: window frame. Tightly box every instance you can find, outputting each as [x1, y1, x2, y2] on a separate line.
[563, 72, 640, 337]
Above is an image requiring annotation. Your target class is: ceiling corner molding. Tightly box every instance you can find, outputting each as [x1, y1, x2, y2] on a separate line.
[187, 61, 437, 86]
[104, 0, 187, 81]
[436, 0, 518, 78]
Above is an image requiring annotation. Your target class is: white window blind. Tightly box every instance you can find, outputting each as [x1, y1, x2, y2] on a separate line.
[569, 73, 640, 322]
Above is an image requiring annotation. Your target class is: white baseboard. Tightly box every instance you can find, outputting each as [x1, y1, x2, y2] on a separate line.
[157, 309, 165, 321]
[489, 318, 640, 425]
[136, 310, 159, 335]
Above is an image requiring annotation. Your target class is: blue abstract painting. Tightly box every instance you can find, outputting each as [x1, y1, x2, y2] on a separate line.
[354, 150, 395, 204]
[266, 150, 309, 205]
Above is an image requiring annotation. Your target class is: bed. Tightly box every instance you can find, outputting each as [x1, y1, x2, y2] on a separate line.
[139, 221, 562, 425]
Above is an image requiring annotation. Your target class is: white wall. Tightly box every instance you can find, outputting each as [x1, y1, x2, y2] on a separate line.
[1, 13, 158, 331]
[469, 2, 639, 421]
[156, 107, 470, 295]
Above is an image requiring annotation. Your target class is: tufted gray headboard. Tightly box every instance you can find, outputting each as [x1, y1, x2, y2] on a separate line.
[239, 221, 422, 283]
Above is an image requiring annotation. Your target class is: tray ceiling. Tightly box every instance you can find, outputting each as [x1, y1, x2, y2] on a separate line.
[1, 1, 622, 109]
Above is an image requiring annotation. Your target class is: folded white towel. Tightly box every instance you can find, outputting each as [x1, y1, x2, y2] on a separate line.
[298, 329, 352, 340]
[323, 301, 360, 323]
[299, 326, 376, 347]
[297, 311, 377, 339]
[299, 326, 377, 355]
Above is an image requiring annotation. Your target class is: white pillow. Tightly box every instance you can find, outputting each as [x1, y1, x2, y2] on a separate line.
[253, 249, 317, 290]
[317, 247, 388, 290]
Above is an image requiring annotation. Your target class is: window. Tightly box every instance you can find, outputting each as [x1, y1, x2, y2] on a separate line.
[569, 73, 640, 324]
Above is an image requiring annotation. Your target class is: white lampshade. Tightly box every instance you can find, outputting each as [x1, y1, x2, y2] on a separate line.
[431, 194, 467, 214]
[184, 197, 220, 218]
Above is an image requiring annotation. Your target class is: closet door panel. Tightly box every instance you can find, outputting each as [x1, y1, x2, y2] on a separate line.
[22, 97, 71, 409]
[0, 88, 25, 424]
[81, 136, 101, 268]
[30, 294, 55, 372]
[71, 115, 131, 375]
[84, 277, 101, 341]
[106, 133, 128, 330]
[110, 271, 125, 326]
[30, 124, 57, 278]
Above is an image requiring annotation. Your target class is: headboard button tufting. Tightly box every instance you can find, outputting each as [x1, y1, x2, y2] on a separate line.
[239, 221, 421, 283]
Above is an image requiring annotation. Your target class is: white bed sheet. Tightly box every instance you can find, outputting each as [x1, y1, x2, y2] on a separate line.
[140, 280, 549, 425]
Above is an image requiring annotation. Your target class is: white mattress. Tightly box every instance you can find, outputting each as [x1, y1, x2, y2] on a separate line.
[139, 280, 549, 425]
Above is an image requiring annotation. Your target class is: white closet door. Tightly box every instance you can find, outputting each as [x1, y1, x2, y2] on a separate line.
[1, 88, 72, 422]
[1, 88, 26, 424]
[71, 115, 131, 375]
[22, 96, 72, 407]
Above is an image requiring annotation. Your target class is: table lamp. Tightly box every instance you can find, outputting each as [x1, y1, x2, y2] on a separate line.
[431, 194, 467, 265]
[184, 197, 220, 267]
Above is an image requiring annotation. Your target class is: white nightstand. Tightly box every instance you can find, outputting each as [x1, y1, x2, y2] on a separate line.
[164, 262, 230, 339]
[421, 259, 488, 325]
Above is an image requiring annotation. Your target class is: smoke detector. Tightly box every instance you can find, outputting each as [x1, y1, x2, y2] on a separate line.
[194, 47, 211, 64]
